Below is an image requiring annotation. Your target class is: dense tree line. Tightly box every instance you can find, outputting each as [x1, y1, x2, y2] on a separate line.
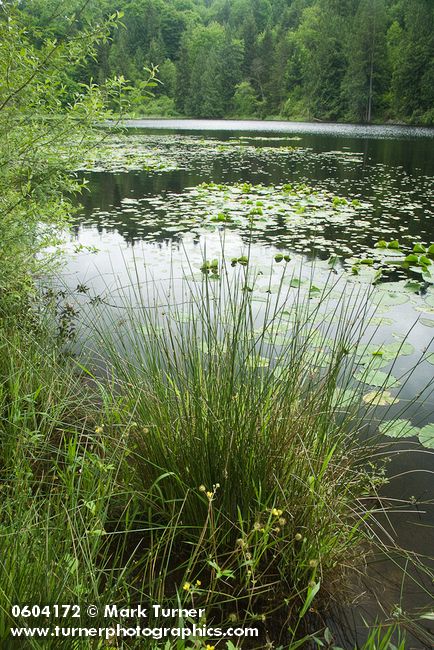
[18, 0, 434, 123]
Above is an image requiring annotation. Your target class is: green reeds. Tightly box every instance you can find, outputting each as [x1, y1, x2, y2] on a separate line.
[1, 252, 431, 647]
[87, 254, 397, 636]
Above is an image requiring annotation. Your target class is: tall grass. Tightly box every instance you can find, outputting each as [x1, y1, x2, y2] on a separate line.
[1, 255, 432, 647]
[85, 256, 403, 639]
[0, 319, 142, 647]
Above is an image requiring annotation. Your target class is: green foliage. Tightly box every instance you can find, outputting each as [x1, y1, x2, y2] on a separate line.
[0, 3, 128, 317]
[342, 0, 389, 122]
[232, 80, 260, 117]
[18, 0, 434, 123]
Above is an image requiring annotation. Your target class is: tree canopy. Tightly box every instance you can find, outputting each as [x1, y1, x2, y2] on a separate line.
[16, 0, 434, 123]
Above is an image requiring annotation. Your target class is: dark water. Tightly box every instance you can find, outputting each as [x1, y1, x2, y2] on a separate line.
[63, 120, 434, 646]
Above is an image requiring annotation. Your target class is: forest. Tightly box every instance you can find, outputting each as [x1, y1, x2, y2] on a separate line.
[19, 0, 434, 124]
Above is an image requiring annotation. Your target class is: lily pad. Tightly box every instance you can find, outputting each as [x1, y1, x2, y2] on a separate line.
[371, 291, 409, 307]
[419, 318, 434, 328]
[418, 424, 434, 449]
[354, 368, 400, 388]
[363, 390, 399, 406]
[378, 419, 419, 439]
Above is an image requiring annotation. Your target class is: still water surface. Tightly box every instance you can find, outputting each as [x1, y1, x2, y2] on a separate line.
[62, 120, 434, 645]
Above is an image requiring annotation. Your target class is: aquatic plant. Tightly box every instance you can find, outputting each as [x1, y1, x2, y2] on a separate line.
[81, 254, 433, 643]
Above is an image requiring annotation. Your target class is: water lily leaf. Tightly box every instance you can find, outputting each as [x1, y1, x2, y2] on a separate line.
[378, 419, 419, 439]
[354, 368, 400, 388]
[404, 280, 423, 293]
[371, 291, 409, 307]
[425, 354, 434, 365]
[363, 390, 399, 406]
[419, 318, 434, 328]
[369, 316, 394, 326]
[357, 341, 414, 364]
[424, 295, 434, 308]
[382, 341, 414, 359]
[418, 424, 434, 449]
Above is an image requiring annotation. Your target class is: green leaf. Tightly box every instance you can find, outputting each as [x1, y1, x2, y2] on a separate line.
[378, 419, 419, 439]
[354, 368, 399, 388]
[299, 580, 321, 619]
[404, 280, 422, 293]
[419, 424, 434, 449]
[363, 390, 399, 406]
[420, 318, 434, 328]
[371, 291, 409, 307]
[419, 255, 432, 266]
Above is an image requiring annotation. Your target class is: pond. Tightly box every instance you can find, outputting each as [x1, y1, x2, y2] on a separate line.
[61, 119, 434, 645]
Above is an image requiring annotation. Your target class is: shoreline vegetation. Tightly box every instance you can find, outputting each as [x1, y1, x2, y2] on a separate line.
[1, 2, 433, 649]
[17, 0, 434, 126]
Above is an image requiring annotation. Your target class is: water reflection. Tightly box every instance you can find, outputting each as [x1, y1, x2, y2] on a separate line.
[64, 122, 434, 645]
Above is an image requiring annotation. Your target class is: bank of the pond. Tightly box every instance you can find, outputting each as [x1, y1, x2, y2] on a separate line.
[1, 255, 432, 648]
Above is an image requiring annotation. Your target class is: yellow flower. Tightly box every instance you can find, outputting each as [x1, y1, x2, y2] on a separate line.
[206, 491, 213, 499]
[309, 559, 318, 568]
[271, 508, 283, 516]
[199, 484, 206, 492]
[206, 645, 215, 650]
[183, 582, 191, 591]
[95, 425, 104, 434]
[278, 517, 286, 526]
[294, 533, 302, 541]
[196, 580, 202, 586]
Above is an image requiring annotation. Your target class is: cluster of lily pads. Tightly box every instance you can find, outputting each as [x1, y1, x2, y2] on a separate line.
[75, 134, 180, 173]
[137, 181, 367, 234]
[69, 132, 434, 457]
[379, 419, 434, 447]
[347, 239, 434, 287]
[74, 133, 305, 174]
